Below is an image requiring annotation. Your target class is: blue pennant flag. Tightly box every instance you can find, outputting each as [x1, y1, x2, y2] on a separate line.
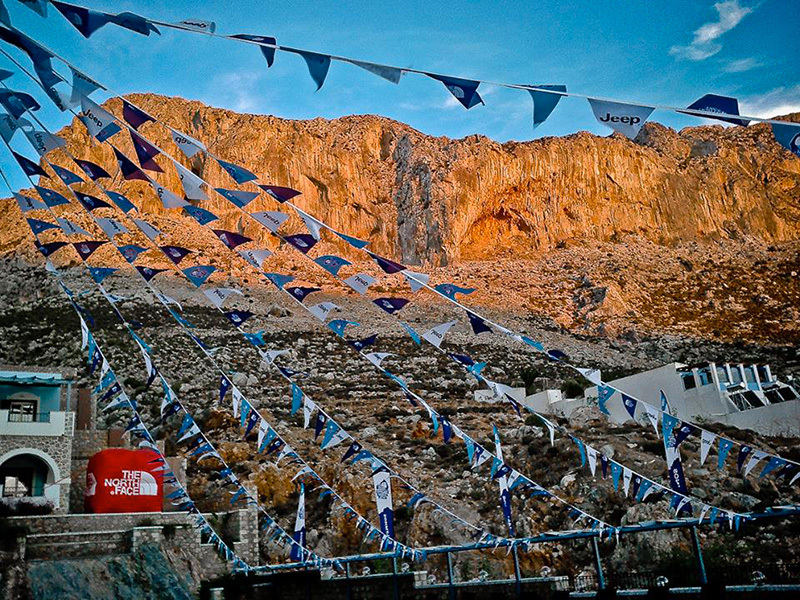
[527, 84, 567, 128]
[231, 34, 277, 67]
[89, 267, 117, 284]
[668, 456, 690, 496]
[34, 186, 70, 207]
[622, 394, 637, 419]
[12, 151, 48, 178]
[467, 311, 492, 335]
[464, 437, 475, 463]
[682, 93, 749, 127]
[441, 416, 452, 444]
[130, 132, 163, 172]
[314, 412, 328, 440]
[521, 336, 545, 351]
[291, 383, 303, 415]
[673, 423, 696, 447]
[610, 462, 623, 490]
[73, 241, 106, 259]
[218, 376, 231, 404]
[244, 411, 260, 438]
[76, 192, 111, 211]
[760, 456, 786, 479]
[315, 255, 351, 276]
[597, 385, 614, 415]
[434, 283, 475, 300]
[366, 251, 406, 274]
[328, 319, 358, 338]
[184, 205, 219, 225]
[428, 74, 484, 109]
[52, 1, 112, 37]
[341, 441, 362, 462]
[215, 187, 259, 208]
[112, 147, 149, 181]
[400, 322, 421, 344]
[161, 245, 192, 265]
[50, 164, 83, 186]
[74, 158, 111, 181]
[771, 123, 800, 157]
[119, 244, 147, 263]
[224, 310, 254, 326]
[334, 231, 369, 249]
[27, 218, 58, 234]
[105, 191, 137, 213]
[176, 412, 194, 439]
[0, 89, 39, 119]
[348, 335, 377, 351]
[257, 184, 301, 202]
[182, 265, 216, 287]
[212, 229, 253, 250]
[737, 445, 752, 473]
[286, 48, 331, 90]
[215, 157, 257, 184]
[373, 297, 409, 315]
[635, 479, 653, 502]
[265, 272, 294, 289]
[284, 234, 318, 254]
[286, 286, 321, 303]
[662, 413, 680, 444]
[122, 100, 154, 130]
[573, 437, 587, 467]
[136, 266, 167, 282]
[243, 331, 266, 346]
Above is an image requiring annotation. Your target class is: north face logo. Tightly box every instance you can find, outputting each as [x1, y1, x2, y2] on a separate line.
[104, 470, 158, 496]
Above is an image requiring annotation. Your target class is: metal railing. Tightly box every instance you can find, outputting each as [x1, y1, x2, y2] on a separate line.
[6, 412, 51, 423]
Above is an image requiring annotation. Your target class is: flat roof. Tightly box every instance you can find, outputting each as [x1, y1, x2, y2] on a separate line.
[0, 371, 74, 386]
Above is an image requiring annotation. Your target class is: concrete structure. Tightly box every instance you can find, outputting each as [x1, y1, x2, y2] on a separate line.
[583, 362, 800, 437]
[0, 365, 77, 512]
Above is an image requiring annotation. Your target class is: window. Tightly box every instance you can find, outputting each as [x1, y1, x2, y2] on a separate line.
[682, 374, 697, 390]
[757, 365, 771, 382]
[717, 367, 729, 383]
[698, 369, 712, 386]
[744, 367, 756, 383]
[778, 387, 799, 402]
[7, 400, 36, 422]
[730, 369, 743, 384]
[2, 475, 30, 497]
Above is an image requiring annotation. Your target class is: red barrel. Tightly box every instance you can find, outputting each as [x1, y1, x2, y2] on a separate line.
[84, 448, 163, 513]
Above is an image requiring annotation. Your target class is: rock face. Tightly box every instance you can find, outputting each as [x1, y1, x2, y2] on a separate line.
[7, 93, 798, 267]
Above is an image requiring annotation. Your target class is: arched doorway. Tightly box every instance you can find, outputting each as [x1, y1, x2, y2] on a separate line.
[0, 451, 59, 507]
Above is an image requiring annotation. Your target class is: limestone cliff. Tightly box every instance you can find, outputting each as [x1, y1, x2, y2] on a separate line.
[11, 93, 798, 267]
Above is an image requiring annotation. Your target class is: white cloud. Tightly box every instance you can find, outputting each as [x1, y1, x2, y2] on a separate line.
[670, 1, 753, 61]
[722, 57, 762, 73]
[740, 85, 800, 119]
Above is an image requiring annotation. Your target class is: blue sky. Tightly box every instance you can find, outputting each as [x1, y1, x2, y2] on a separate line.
[1, 0, 798, 151]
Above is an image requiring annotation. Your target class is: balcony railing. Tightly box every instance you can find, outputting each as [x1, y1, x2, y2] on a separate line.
[7, 412, 51, 423]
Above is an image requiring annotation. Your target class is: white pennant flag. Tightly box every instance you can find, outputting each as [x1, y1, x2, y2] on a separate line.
[588, 98, 654, 139]
[587, 446, 598, 476]
[80, 317, 89, 349]
[294, 207, 325, 240]
[403, 271, 430, 293]
[259, 349, 289, 367]
[473, 449, 491, 470]
[57, 217, 91, 236]
[622, 467, 632, 496]
[150, 179, 189, 209]
[542, 418, 556, 446]
[15, 193, 46, 212]
[203, 287, 242, 308]
[132, 218, 163, 241]
[576, 367, 603, 387]
[643, 403, 661, 438]
[250, 211, 289, 233]
[699, 430, 716, 466]
[675, 496, 691, 516]
[343, 273, 376, 295]
[99, 357, 110, 378]
[69, 67, 103, 105]
[23, 129, 66, 156]
[238, 248, 273, 269]
[422, 321, 458, 348]
[174, 161, 207, 201]
[96, 217, 128, 238]
[308, 301, 338, 321]
[170, 127, 206, 158]
[365, 352, 393, 367]
[232, 387, 243, 419]
[303, 397, 316, 429]
[79, 96, 116, 138]
[744, 450, 768, 477]
[257, 420, 270, 448]
[173, 18, 216, 33]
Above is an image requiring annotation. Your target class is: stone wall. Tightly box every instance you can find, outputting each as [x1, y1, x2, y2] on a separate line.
[7, 507, 259, 577]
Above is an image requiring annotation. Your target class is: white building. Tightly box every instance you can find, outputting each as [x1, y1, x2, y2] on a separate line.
[583, 362, 800, 437]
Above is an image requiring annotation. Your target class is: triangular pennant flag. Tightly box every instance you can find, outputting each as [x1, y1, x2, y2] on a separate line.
[699, 430, 716, 466]
[105, 191, 137, 213]
[284, 234, 317, 254]
[52, 1, 111, 38]
[57, 216, 91, 236]
[183, 265, 216, 287]
[204, 287, 242, 308]
[79, 96, 118, 140]
[131, 131, 164, 172]
[118, 244, 147, 263]
[170, 128, 206, 158]
[26, 218, 58, 234]
[466, 311, 492, 335]
[286, 286, 320, 303]
[215, 157, 257, 184]
[402, 271, 429, 293]
[230, 34, 277, 67]
[76, 192, 111, 211]
[136, 266, 167, 282]
[251, 210, 289, 233]
[314, 255, 351, 277]
[215, 187, 259, 208]
[224, 310, 255, 326]
[132, 218, 163, 241]
[527, 85, 566, 128]
[257, 184, 301, 203]
[428, 74, 484, 109]
[184, 205, 218, 225]
[682, 93, 749, 127]
[213, 229, 253, 249]
[621, 394, 637, 420]
[343, 58, 403, 84]
[122, 99, 155, 130]
[343, 272, 376, 295]
[771, 122, 800, 158]
[434, 283, 475, 300]
[717, 438, 735, 470]
[328, 319, 358, 338]
[88, 267, 117, 284]
[67, 67, 103, 106]
[150, 179, 189, 209]
[12, 151, 48, 178]
[160, 245, 192, 265]
[96, 217, 128, 238]
[286, 48, 331, 91]
[23, 129, 66, 156]
[588, 98, 654, 139]
[643, 403, 660, 437]
[112, 146, 149, 181]
[73, 241, 106, 259]
[422, 321, 457, 348]
[366, 251, 406, 274]
[294, 207, 325, 240]
[373, 297, 409, 315]
[34, 186, 70, 207]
